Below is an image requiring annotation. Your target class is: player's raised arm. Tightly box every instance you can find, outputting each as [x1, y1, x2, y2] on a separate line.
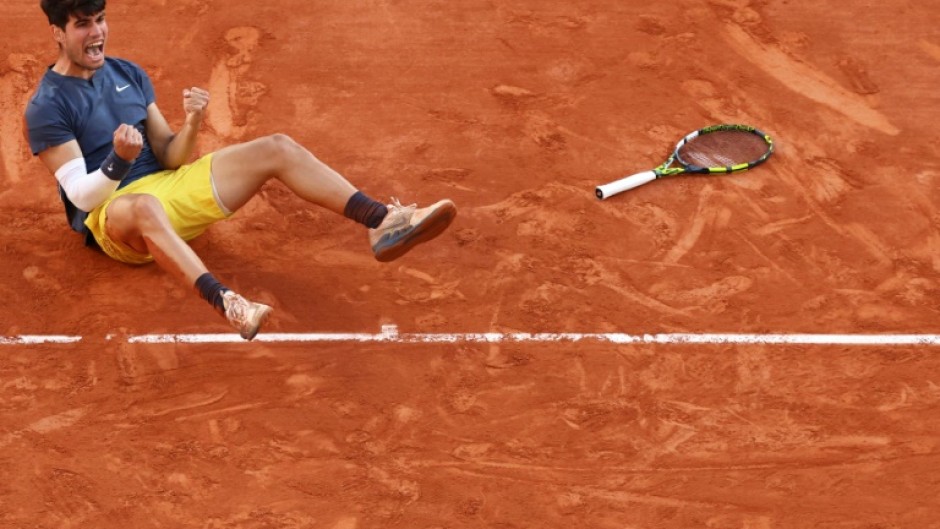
[146, 87, 209, 170]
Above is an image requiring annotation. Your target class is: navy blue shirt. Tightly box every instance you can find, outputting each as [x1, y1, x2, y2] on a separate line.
[25, 57, 164, 239]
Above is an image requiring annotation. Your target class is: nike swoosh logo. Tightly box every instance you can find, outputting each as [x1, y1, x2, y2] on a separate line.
[116, 84, 130, 92]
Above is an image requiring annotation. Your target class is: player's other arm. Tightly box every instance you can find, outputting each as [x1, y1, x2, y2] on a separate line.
[38, 125, 143, 211]
[147, 87, 209, 170]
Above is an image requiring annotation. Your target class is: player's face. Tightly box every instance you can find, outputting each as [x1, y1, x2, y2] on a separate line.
[56, 11, 108, 74]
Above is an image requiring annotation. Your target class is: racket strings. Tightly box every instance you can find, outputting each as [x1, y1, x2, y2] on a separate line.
[679, 130, 770, 168]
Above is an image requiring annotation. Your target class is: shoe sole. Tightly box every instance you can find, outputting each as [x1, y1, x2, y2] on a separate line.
[241, 304, 273, 341]
[373, 200, 457, 262]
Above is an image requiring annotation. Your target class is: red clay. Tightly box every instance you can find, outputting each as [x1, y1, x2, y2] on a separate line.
[1, 0, 939, 527]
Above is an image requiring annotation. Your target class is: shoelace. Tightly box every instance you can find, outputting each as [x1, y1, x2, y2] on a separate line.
[225, 294, 249, 326]
[386, 197, 417, 227]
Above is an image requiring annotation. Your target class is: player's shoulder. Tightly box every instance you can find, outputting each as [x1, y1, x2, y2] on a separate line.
[105, 57, 152, 89]
[106, 56, 148, 76]
[25, 70, 65, 117]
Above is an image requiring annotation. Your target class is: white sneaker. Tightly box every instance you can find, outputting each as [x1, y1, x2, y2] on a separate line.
[222, 291, 272, 341]
[368, 198, 457, 262]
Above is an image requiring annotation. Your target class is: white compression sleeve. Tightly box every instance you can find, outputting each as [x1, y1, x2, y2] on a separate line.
[53, 157, 121, 212]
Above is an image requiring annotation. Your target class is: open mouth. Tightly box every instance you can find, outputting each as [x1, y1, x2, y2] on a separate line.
[85, 41, 104, 61]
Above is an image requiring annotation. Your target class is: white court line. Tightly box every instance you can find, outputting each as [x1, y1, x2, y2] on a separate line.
[0, 335, 83, 345]
[3, 328, 940, 345]
[121, 332, 940, 345]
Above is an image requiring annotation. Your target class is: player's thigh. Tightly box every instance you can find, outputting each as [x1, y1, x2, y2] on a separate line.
[210, 134, 294, 211]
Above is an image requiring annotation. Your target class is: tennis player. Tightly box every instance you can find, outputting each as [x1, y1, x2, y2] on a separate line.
[25, 0, 457, 340]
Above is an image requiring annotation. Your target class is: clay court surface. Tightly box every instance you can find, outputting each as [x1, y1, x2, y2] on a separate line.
[2, 0, 940, 527]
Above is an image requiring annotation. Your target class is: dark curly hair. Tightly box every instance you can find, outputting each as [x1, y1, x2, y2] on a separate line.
[41, 0, 106, 28]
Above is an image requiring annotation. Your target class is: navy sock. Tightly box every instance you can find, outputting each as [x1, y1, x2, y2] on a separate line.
[344, 191, 388, 229]
[195, 273, 229, 315]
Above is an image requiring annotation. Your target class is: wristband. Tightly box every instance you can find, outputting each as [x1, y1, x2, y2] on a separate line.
[100, 150, 133, 181]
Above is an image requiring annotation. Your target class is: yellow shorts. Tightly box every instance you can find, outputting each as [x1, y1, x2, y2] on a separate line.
[85, 153, 230, 264]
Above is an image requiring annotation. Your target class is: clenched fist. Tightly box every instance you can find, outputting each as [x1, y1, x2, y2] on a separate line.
[183, 87, 210, 122]
[113, 123, 143, 162]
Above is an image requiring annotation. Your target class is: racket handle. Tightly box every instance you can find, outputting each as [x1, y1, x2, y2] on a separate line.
[595, 170, 657, 200]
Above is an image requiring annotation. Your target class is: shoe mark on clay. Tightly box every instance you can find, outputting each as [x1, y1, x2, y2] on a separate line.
[501, 8, 591, 34]
[206, 509, 317, 529]
[662, 186, 730, 264]
[775, 143, 853, 207]
[560, 399, 639, 432]
[898, 172, 940, 272]
[774, 151, 893, 265]
[681, 78, 741, 123]
[28, 407, 88, 434]
[0, 406, 88, 449]
[497, 191, 686, 319]
[414, 310, 449, 330]
[544, 56, 602, 86]
[0, 54, 40, 186]
[111, 351, 230, 419]
[485, 343, 532, 370]
[571, 480, 721, 510]
[22, 265, 64, 293]
[395, 265, 466, 304]
[769, 137, 859, 209]
[421, 167, 474, 191]
[175, 401, 267, 423]
[207, 26, 267, 140]
[651, 275, 755, 316]
[341, 464, 420, 507]
[681, 78, 767, 125]
[490, 84, 575, 151]
[128, 386, 229, 419]
[115, 342, 141, 385]
[836, 56, 880, 95]
[522, 111, 567, 152]
[804, 157, 860, 205]
[775, 151, 892, 265]
[115, 342, 181, 387]
[707, 0, 764, 27]
[34, 468, 101, 523]
[488, 85, 569, 150]
[478, 184, 545, 219]
[285, 373, 324, 400]
[490, 84, 539, 110]
[558, 365, 638, 430]
[578, 257, 689, 317]
[875, 268, 939, 309]
[722, 23, 899, 135]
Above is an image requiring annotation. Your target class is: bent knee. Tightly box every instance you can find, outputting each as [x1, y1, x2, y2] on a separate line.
[131, 194, 167, 220]
[262, 133, 311, 160]
[266, 132, 297, 150]
[114, 194, 169, 231]
[104, 194, 171, 242]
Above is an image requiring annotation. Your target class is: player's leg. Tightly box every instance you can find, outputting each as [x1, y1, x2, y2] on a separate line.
[209, 133, 456, 261]
[102, 193, 271, 340]
[104, 193, 206, 283]
[210, 133, 356, 214]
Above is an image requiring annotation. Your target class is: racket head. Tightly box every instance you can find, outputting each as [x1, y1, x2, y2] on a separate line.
[672, 124, 773, 174]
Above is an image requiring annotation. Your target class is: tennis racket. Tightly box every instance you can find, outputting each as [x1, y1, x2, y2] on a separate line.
[595, 124, 774, 200]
